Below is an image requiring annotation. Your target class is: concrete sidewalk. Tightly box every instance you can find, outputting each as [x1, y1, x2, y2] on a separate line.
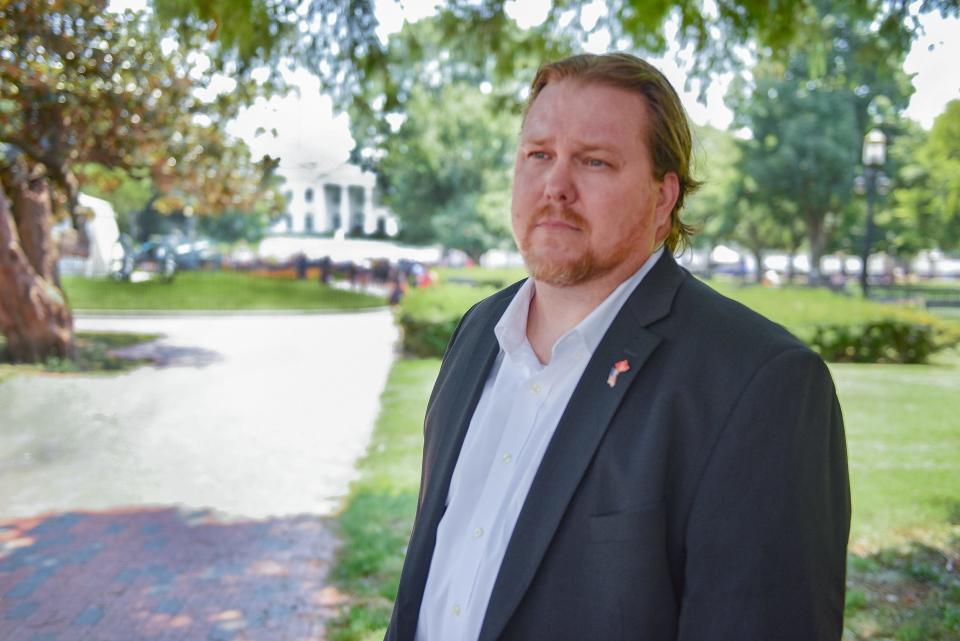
[0, 311, 399, 640]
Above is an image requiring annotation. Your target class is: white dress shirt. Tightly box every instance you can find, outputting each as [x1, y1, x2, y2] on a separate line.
[415, 248, 664, 641]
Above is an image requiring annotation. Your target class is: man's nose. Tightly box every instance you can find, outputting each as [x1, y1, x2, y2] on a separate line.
[543, 159, 577, 204]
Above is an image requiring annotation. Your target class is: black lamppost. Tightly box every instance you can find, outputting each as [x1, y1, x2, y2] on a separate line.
[856, 129, 888, 298]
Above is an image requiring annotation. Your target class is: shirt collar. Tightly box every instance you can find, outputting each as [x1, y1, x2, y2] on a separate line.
[494, 247, 665, 362]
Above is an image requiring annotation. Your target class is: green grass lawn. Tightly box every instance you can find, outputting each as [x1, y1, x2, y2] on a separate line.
[330, 354, 960, 641]
[931, 307, 960, 321]
[837, 349, 960, 550]
[62, 271, 384, 311]
[330, 359, 437, 641]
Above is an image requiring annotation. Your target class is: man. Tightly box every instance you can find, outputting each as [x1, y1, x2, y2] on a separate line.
[386, 53, 850, 641]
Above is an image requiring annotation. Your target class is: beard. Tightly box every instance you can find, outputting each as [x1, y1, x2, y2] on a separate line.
[515, 206, 629, 287]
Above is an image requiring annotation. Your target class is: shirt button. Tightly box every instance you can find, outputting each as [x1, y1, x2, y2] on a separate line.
[473, 527, 484, 538]
[502, 452, 512, 464]
[452, 604, 461, 616]
[530, 383, 541, 394]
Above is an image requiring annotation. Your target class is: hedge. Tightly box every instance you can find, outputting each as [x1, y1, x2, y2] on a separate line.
[809, 319, 959, 364]
[396, 278, 960, 363]
[395, 283, 496, 357]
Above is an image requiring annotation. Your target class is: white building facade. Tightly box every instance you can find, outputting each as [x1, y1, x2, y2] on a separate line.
[272, 162, 399, 238]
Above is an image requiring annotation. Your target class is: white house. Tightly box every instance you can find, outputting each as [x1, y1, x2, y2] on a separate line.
[271, 161, 399, 238]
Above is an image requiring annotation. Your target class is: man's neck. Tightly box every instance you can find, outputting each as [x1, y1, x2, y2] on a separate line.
[525, 265, 636, 365]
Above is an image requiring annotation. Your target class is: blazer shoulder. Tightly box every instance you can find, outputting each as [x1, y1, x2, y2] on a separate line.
[453, 278, 526, 339]
[669, 276, 813, 363]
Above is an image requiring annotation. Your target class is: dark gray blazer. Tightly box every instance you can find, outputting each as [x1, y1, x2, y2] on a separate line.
[386, 252, 850, 641]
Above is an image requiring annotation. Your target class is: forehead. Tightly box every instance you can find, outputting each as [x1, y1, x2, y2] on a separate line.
[521, 79, 649, 146]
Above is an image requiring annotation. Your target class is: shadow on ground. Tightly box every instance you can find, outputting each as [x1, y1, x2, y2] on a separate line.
[0, 507, 343, 641]
[110, 342, 223, 368]
[845, 537, 960, 640]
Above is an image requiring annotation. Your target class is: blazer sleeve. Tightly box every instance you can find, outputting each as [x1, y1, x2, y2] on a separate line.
[677, 347, 851, 641]
[386, 295, 503, 641]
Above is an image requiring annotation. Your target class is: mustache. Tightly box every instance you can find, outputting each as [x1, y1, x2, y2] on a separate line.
[530, 206, 588, 230]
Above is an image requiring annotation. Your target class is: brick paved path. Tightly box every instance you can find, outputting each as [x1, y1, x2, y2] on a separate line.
[0, 507, 343, 641]
[0, 313, 398, 640]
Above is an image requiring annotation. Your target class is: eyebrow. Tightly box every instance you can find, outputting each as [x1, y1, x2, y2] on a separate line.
[518, 135, 550, 146]
[577, 144, 619, 156]
[519, 136, 620, 154]
[519, 137, 623, 164]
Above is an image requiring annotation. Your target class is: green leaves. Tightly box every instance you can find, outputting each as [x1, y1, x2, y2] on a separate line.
[363, 52, 520, 255]
[891, 100, 960, 252]
[716, 1, 921, 278]
[1, 0, 283, 225]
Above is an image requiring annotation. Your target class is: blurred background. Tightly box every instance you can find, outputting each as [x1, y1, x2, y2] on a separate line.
[1, 1, 959, 640]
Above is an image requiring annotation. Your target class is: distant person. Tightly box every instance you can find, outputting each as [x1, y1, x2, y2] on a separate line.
[319, 256, 332, 285]
[385, 53, 850, 641]
[347, 262, 358, 289]
[389, 272, 407, 306]
[360, 259, 373, 289]
[375, 259, 391, 284]
[295, 252, 307, 280]
[409, 262, 425, 288]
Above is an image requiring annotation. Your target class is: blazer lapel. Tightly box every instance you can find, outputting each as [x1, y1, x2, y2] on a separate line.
[394, 290, 513, 641]
[478, 253, 687, 641]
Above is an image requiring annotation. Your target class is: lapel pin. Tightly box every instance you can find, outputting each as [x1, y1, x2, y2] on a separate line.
[606, 359, 630, 388]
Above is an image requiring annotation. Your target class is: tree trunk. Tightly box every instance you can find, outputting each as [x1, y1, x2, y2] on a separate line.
[737, 254, 749, 284]
[7, 168, 60, 284]
[745, 225, 763, 284]
[0, 175, 74, 363]
[807, 214, 826, 286]
[751, 249, 764, 283]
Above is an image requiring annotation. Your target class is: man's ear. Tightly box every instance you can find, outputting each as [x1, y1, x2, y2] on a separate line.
[654, 172, 680, 239]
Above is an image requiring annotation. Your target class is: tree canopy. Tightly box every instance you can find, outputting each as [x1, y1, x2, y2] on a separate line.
[151, 0, 959, 259]
[718, 0, 918, 281]
[0, 0, 281, 220]
[890, 100, 960, 252]
[154, 0, 959, 76]
[0, 0, 284, 362]
[376, 80, 517, 258]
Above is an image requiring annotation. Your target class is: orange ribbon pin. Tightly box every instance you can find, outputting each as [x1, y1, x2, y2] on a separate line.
[606, 359, 630, 388]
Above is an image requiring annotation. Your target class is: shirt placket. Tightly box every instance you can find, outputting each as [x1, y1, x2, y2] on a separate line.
[444, 365, 550, 633]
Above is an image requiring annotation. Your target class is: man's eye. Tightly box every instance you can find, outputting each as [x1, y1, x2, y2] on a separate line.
[586, 158, 607, 168]
[529, 151, 549, 160]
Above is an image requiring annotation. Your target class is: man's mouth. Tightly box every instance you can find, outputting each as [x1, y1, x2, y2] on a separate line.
[536, 219, 581, 231]
[532, 209, 585, 232]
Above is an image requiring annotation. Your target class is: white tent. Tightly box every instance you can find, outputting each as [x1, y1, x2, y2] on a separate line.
[77, 193, 120, 277]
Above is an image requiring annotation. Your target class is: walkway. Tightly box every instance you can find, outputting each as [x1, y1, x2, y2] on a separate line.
[0, 311, 399, 640]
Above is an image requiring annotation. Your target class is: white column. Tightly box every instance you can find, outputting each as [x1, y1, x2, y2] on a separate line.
[337, 184, 349, 235]
[291, 180, 305, 233]
[320, 183, 331, 232]
[363, 186, 377, 235]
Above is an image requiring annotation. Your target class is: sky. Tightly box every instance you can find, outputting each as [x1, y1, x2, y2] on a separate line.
[108, 0, 959, 174]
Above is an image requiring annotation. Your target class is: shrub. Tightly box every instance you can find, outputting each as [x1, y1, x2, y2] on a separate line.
[395, 283, 497, 357]
[396, 276, 960, 363]
[396, 315, 462, 358]
[809, 319, 959, 364]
